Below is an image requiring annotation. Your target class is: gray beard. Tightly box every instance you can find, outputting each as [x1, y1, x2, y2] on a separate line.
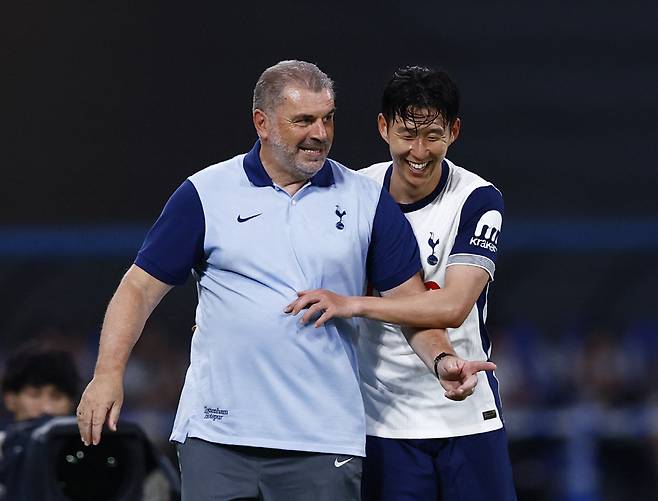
[269, 133, 326, 180]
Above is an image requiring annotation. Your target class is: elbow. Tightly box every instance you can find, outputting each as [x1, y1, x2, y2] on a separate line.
[438, 304, 471, 329]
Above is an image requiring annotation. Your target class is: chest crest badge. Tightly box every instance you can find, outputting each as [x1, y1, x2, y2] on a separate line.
[427, 232, 439, 266]
[335, 205, 346, 230]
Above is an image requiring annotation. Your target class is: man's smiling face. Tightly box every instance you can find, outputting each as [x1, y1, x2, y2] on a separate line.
[379, 108, 460, 192]
[262, 85, 335, 181]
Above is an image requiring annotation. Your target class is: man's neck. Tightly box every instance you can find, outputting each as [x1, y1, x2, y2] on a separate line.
[389, 162, 443, 204]
[259, 149, 308, 196]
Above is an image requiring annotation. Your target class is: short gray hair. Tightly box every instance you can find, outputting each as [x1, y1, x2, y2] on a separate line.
[252, 60, 334, 112]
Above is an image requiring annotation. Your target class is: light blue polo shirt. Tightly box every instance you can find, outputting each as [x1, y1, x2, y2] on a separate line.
[135, 141, 420, 456]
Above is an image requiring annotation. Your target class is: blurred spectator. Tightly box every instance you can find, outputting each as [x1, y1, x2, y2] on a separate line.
[0, 344, 80, 498]
[0, 342, 180, 500]
[578, 327, 644, 406]
[1, 343, 79, 422]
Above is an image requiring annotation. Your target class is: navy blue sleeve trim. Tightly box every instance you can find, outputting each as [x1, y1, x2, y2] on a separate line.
[367, 186, 422, 292]
[450, 185, 504, 266]
[135, 179, 205, 286]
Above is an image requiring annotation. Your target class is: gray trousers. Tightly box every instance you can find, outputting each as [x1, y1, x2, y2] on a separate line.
[177, 438, 362, 501]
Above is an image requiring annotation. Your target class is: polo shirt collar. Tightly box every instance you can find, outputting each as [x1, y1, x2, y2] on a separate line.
[243, 140, 335, 188]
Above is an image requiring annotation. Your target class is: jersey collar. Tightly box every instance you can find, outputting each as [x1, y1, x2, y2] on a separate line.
[243, 140, 335, 188]
[383, 160, 450, 213]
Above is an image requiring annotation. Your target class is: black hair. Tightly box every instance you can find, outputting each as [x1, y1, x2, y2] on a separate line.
[1, 344, 80, 399]
[381, 66, 460, 129]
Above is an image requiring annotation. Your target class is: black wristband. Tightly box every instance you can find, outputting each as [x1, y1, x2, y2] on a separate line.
[433, 352, 455, 379]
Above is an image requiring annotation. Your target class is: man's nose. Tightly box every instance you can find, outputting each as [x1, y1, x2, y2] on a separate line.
[310, 119, 328, 141]
[409, 137, 428, 157]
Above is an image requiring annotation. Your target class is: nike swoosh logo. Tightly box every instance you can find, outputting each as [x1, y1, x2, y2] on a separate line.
[334, 457, 353, 468]
[237, 213, 262, 223]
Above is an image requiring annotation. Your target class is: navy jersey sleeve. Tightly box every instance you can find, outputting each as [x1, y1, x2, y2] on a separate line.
[135, 179, 205, 285]
[366, 187, 422, 292]
[448, 185, 504, 280]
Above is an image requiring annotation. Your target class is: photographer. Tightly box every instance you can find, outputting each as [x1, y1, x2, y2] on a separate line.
[0, 344, 80, 497]
[1, 343, 179, 500]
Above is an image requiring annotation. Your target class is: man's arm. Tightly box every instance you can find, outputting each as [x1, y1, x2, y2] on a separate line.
[76, 265, 172, 446]
[286, 264, 489, 329]
[289, 272, 495, 400]
[288, 184, 503, 329]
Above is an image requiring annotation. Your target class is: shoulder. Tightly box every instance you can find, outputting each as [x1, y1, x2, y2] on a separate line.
[446, 158, 503, 201]
[328, 159, 384, 197]
[449, 161, 504, 231]
[358, 161, 390, 183]
[188, 153, 247, 188]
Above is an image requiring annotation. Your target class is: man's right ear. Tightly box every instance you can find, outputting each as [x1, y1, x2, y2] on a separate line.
[377, 113, 390, 144]
[253, 109, 269, 140]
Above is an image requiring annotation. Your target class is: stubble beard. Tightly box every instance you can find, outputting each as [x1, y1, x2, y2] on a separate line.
[269, 130, 328, 180]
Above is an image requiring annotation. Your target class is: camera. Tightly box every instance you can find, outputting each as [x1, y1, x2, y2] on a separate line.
[1, 416, 180, 501]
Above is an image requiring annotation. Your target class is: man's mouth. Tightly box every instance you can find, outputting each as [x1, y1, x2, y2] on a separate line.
[298, 144, 326, 159]
[408, 160, 430, 172]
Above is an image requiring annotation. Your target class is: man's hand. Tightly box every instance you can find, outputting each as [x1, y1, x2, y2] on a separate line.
[436, 355, 497, 401]
[76, 372, 124, 446]
[284, 289, 358, 327]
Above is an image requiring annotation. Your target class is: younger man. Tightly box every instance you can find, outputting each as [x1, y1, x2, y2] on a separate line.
[288, 66, 516, 500]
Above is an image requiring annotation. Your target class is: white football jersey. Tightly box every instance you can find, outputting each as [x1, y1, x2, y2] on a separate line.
[358, 159, 505, 438]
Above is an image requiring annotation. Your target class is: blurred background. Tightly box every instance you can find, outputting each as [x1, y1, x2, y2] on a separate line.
[1, 1, 657, 500]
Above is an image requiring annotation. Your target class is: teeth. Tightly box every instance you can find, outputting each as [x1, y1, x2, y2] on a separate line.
[409, 161, 429, 170]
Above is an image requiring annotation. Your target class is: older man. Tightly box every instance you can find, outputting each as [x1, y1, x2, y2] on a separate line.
[76, 60, 491, 501]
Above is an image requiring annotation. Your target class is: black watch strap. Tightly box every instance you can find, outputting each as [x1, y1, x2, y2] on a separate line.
[433, 352, 455, 378]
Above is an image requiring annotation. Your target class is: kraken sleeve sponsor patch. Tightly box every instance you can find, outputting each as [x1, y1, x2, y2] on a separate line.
[449, 185, 504, 265]
[469, 210, 502, 253]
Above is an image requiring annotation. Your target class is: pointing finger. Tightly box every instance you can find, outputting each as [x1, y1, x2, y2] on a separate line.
[468, 361, 497, 373]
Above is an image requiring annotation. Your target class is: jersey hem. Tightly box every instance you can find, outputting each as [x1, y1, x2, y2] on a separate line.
[365, 418, 503, 439]
[169, 429, 365, 457]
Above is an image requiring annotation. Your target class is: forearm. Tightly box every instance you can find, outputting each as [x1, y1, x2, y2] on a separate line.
[402, 325, 455, 374]
[94, 268, 167, 376]
[354, 289, 462, 328]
